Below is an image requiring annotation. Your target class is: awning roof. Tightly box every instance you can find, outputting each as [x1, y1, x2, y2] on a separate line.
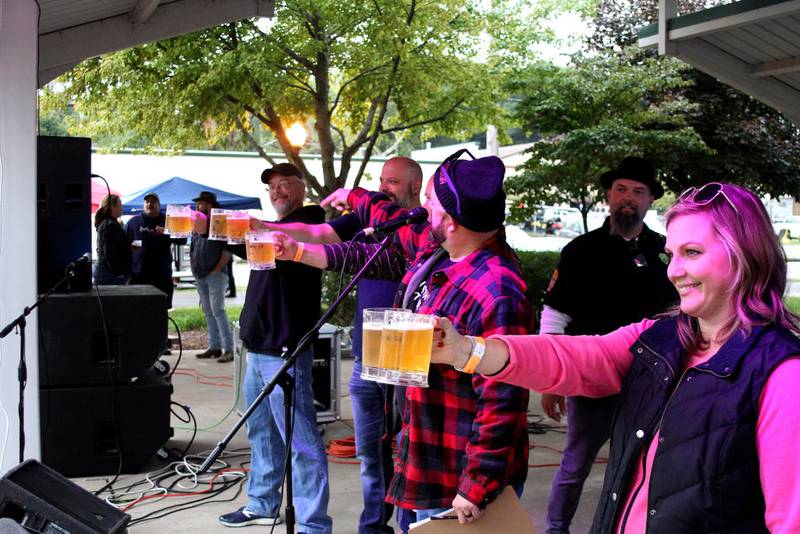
[38, 0, 274, 86]
[639, 0, 800, 126]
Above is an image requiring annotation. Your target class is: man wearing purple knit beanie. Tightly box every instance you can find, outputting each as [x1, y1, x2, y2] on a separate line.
[275, 149, 533, 529]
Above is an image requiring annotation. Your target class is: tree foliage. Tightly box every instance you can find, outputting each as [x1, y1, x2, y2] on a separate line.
[506, 49, 710, 231]
[588, 0, 800, 198]
[46, 0, 513, 200]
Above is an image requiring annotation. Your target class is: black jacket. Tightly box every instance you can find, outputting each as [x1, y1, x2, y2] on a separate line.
[96, 218, 132, 276]
[236, 205, 325, 355]
[592, 317, 800, 533]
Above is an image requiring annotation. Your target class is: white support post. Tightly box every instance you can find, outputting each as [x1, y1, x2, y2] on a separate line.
[658, 0, 678, 56]
[0, 0, 41, 474]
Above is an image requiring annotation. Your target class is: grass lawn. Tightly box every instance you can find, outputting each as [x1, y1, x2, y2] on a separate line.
[786, 297, 800, 316]
[168, 297, 800, 333]
[168, 305, 243, 332]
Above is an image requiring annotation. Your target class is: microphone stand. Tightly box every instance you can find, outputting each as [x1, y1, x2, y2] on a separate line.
[0, 263, 84, 463]
[199, 233, 394, 534]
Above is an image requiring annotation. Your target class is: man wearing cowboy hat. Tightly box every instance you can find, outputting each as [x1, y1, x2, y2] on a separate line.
[538, 156, 677, 534]
[190, 191, 234, 362]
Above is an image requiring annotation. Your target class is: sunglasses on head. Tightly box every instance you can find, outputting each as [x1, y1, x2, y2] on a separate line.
[434, 149, 476, 216]
[678, 182, 739, 214]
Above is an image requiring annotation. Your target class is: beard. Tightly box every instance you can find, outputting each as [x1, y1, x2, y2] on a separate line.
[382, 184, 416, 209]
[611, 205, 643, 234]
[429, 219, 447, 244]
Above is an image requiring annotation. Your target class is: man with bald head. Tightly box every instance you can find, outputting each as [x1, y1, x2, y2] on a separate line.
[252, 156, 422, 534]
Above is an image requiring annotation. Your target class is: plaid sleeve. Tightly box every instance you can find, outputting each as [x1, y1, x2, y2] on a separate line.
[323, 241, 408, 281]
[347, 187, 429, 260]
[458, 294, 532, 506]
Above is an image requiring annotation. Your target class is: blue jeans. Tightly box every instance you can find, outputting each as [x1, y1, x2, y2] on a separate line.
[244, 350, 332, 534]
[350, 362, 394, 534]
[546, 395, 618, 534]
[196, 271, 233, 352]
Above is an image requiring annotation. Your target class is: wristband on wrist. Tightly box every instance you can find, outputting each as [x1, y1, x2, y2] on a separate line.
[454, 336, 486, 374]
[293, 242, 305, 262]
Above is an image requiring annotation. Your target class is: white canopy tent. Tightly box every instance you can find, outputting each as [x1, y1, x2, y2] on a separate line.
[0, 0, 273, 475]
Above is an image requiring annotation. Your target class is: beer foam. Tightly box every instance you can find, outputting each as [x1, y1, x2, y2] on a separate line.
[386, 322, 433, 330]
[363, 323, 384, 330]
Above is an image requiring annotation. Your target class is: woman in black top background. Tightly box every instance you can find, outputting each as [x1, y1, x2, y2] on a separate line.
[94, 194, 133, 285]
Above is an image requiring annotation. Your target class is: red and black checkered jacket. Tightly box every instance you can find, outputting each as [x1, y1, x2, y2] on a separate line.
[328, 188, 532, 510]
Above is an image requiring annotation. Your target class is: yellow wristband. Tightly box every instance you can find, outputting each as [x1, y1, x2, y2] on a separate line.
[293, 242, 305, 262]
[463, 336, 486, 374]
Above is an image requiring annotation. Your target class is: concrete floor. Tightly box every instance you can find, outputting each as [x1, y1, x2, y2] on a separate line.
[72, 351, 607, 533]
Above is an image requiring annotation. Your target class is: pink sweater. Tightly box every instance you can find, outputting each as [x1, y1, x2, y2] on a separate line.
[491, 319, 800, 533]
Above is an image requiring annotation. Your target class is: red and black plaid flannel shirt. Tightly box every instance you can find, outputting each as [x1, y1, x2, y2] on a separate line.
[331, 188, 533, 510]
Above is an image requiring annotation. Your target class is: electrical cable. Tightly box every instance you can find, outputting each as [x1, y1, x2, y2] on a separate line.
[92, 283, 123, 496]
[97, 448, 250, 521]
[171, 342, 243, 433]
[169, 402, 197, 459]
[326, 435, 359, 465]
[167, 315, 182, 379]
[0, 378, 9, 470]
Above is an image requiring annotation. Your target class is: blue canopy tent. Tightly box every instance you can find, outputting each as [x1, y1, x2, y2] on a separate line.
[122, 176, 262, 214]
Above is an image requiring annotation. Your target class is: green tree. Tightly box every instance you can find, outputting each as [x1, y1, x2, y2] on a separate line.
[588, 0, 800, 198]
[507, 49, 710, 231]
[44, 0, 517, 200]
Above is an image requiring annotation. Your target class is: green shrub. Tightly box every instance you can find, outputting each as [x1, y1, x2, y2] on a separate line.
[515, 250, 561, 317]
[786, 297, 800, 315]
[321, 271, 357, 327]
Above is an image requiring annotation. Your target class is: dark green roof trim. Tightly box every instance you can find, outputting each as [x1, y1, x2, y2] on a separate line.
[638, 0, 794, 39]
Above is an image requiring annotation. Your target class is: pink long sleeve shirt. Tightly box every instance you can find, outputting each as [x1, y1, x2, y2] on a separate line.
[491, 319, 800, 533]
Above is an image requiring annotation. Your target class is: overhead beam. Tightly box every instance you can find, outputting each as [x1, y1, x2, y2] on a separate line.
[675, 39, 800, 126]
[669, 0, 800, 42]
[751, 57, 800, 77]
[39, 0, 274, 86]
[130, 0, 162, 25]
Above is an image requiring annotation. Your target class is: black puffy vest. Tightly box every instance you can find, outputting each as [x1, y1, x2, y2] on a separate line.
[591, 317, 800, 534]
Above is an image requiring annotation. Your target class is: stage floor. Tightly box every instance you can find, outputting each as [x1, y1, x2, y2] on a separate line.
[70, 350, 607, 533]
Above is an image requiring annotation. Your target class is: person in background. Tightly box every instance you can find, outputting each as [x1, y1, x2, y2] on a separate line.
[539, 156, 677, 534]
[225, 260, 236, 298]
[431, 182, 800, 533]
[94, 194, 132, 285]
[124, 192, 174, 308]
[190, 191, 234, 362]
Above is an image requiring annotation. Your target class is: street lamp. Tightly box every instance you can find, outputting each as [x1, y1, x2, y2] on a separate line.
[286, 121, 308, 149]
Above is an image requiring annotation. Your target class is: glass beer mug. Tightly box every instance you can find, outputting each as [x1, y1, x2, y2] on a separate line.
[165, 204, 192, 238]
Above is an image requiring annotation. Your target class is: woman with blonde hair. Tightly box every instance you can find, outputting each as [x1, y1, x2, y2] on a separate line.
[432, 183, 800, 533]
[94, 194, 132, 284]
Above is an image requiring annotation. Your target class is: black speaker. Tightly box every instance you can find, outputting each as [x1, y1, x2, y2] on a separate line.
[38, 285, 167, 387]
[37, 135, 92, 294]
[40, 374, 173, 477]
[0, 460, 129, 534]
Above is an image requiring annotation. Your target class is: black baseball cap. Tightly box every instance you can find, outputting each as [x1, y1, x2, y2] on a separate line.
[261, 163, 303, 184]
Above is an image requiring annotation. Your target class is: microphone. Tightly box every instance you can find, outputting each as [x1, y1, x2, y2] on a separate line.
[68, 253, 92, 266]
[360, 207, 428, 237]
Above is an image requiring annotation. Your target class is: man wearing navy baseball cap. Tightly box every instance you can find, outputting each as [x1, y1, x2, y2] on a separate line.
[274, 149, 532, 526]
